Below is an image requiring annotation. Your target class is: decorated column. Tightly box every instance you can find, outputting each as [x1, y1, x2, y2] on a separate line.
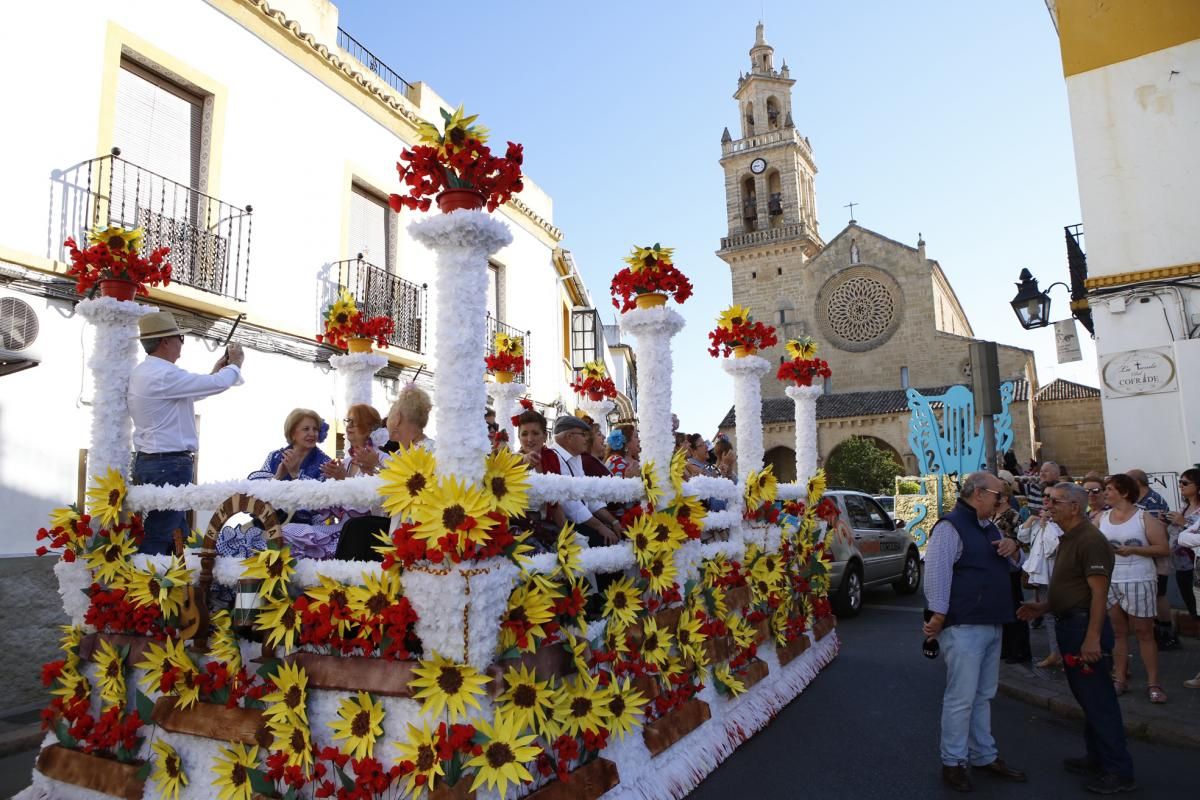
[329, 351, 388, 409]
[575, 397, 615, 435]
[486, 377, 526, 450]
[778, 337, 832, 488]
[709, 305, 778, 485]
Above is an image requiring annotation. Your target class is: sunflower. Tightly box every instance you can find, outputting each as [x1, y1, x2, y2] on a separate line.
[785, 335, 818, 360]
[714, 664, 747, 697]
[328, 691, 385, 760]
[669, 447, 687, 498]
[647, 511, 685, 552]
[644, 552, 679, 595]
[772, 598, 793, 647]
[496, 332, 524, 357]
[601, 575, 643, 631]
[377, 444, 438, 517]
[702, 555, 732, 589]
[605, 676, 649, 740]
[627, 514, 661, 568]
[256, 596, 302, 652]
[213, 742, 259, 800]
[495, 664, 555, 736]
[676, 607, 708, 666]
[553, 674, 611, 737]
[49, 669, 90, 702]
[207, 610, 242, 675]
[624, 243, 675, 272]
[417, 104, 490, 157]
[581, 360, 607, 380]
[806, 469, 827, 507]
[261, 660, 309, 726]
[717, 304, 753, 331]
[555, 522, 584, 581]
[482, 448, 531, 517]
[299, 575, 354, 638]
[661, 655, 688, 686]
[240, 545, 295, 599]
[59, 625, 83, 670]
[134, 639, 172, 694]
[164, 638, 202, 709]
[563, 629, 591, 675]
[85, 468, 126, 528]
[392, 720, 444, 797]
[125, 555, 192, 619]
[466, 713, 541, 798]
[93, 638, 126, 710]
[672, 494, 707, 531]
[638, 618, 674, 668]
[48, 505, 80, 531]
[411, 476, 497, 553]
[268, 714, 314, 774]
[88, 225, 145, 253]
[84, 528, 138, 586]
[744, 465, 778, 509]
[325, 288, 358, 329]
[500, 581, 555, 653]
[640, 460, 663, 509]
[749, 554, 784, 603]
[409, 652, 490, 722]
[347, 569, 403, 621]
[726, 614, 756, 650]
[150, 739, 188, 800]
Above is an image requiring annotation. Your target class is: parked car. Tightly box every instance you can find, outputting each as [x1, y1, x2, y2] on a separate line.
[819, 490, 921, 617]
[873, 495, 897, 523]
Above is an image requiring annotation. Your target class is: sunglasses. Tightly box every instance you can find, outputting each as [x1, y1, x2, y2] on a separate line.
[1182, 480, 1193, 487]
[1087, 488, 1102, 494]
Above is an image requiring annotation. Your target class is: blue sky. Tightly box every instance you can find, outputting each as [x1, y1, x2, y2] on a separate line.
[340, 1, 1094, 436]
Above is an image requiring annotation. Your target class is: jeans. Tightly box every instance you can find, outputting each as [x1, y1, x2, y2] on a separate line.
[1055, 611, 1134, 780]
[939, 623, 1001, 767]
[131, 453, 193, 556]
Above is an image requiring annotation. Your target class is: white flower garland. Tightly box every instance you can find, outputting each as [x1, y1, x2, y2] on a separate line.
[785, 384, 823, 489]
[775, 482, 808, 501]
[619, 305, 685, 501]
[55, 558, 95, 627]
[485, 380, 527, 451]
[330, 351, 388, 410]
[682, 476, 740, 503]
[720, 354, 770, 485]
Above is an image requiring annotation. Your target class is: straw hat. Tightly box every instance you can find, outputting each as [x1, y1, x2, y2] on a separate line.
[135, 311, 191, 340]
[997, 470, 1018, 493]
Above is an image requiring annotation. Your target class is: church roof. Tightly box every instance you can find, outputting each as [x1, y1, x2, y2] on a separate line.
[1035, 379, 1101, 402]
[718, 380, 1032, 428]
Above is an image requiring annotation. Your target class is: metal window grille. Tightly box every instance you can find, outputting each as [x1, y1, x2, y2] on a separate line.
[335, 256, 426, 353]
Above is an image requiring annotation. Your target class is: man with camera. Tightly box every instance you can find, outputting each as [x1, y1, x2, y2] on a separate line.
[923, 471, 1026, 792]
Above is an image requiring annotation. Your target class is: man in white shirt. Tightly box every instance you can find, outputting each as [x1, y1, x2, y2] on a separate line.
[543, 415, 623, 546]
[128, 311, 244, 554]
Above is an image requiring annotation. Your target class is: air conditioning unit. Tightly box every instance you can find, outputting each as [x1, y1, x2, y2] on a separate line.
[0, 295, 40, 376]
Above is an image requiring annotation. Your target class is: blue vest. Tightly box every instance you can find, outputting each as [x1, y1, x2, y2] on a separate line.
[941, 501, 1013, 627]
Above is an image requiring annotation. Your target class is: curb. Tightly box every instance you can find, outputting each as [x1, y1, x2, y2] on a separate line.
[0, 724, 43, 758]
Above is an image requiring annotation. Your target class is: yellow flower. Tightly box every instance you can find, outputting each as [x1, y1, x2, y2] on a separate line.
[645, 552, 679, 595]
[164, 638, 202, 709]
[553, 674, 611, 737]
[749, 552, 784, 604]
[85, 468, 126, 528]
[555, 522, 584, 582]
[268, 714, 314, 774]
[672, 494, 707, 532]
[134, 639, 171, 694]
[125, 556, 192, 619]
[466, 713, 541, 798]
[84, 528, 138, 586]
[48, 506, 80, 531]
[727, 614, 756, 650]
[676, 607, 708, 666]
[482, 448, 531, 517]
[377, 444, 438, 518]
[417, 104, 490, 157]
[495, 331, 524, 357]
[602, 575, 643, 631]
[49, 669, 90, 702]
[717, 304, 753, 331]
[409, 653, 490, 723]
[640, 459, 663, 509]
[207, 611, 242, 676]
[772, 598, 793, 647]
[626, 514, 662, 568]
[411, 476, 497, 554]
[93, 638, 126, 710]
[150, 739, 188, 800]
[807, 469, 827, 507]
[59, 625, 83, 671]
[392, 721, 444, 797]
[714, 664, 747, 697]
[261, 661, 309, 726]
[744, 464, 778, 509]
[500, 581, 555, 653]
[669, 447, 687, 498]
[785, 335, 818, 360]
[581, 360, 607, 380]
[495, 664, 555, 736]
[328, 691, 385, 760]
[703, 555, 732, 589]
[88, 225, 144, 253]
[212, 742, 259, 800]
[647, 511, 685, 552]
[604, 676, 649, 740]
[347, 569, 403, 621]
[256, 596, 302, 652]
[639, 618, 674, 668]
[624, 243, 675, 272]
[661, 655, 688, 685]
[240, 546, 295, 599]
[326, 288, 358, 329]
[563, 629, 590, 675]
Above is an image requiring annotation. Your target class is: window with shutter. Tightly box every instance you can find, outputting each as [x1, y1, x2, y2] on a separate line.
[114, 59, 202, 193]
[349, 185, 391, 269]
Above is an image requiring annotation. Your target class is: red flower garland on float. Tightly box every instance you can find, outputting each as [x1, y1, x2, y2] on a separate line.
[707, 304, 778, 358]
[63, 226, 172, 297]
[610, 243, 694, 312]
[776, 336, 832, 386]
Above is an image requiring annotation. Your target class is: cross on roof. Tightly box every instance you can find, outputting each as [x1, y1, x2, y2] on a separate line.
[844, 201, 858, 223]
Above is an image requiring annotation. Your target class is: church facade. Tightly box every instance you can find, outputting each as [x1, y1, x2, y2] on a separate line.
[716, 25, 1105, 481]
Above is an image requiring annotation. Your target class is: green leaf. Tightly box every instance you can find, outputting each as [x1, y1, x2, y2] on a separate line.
[497, 645, 520, 661]
[335, 762, 355, 791]
[248, 767, 276, 795]
[445, 752, 462, 784]
[118, 644, 131, 662]
[135, 690, 157, 725]
[283, 789, 299, 800]
[54, 719, 77, 750]
[208, 686, 230, 706]
[256, 658, 282, 681]
[135, 760, 152, 781]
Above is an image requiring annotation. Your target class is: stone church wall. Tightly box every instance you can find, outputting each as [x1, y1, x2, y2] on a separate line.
[1035, 397, 1109, 476]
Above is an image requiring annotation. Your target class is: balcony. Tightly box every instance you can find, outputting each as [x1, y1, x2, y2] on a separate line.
[337, 28, 415, 102]
[720, 222, 807, 252]
[335, 256, 426, 353]
[54, 149, 252, 301]
[487, 313, 529, 384]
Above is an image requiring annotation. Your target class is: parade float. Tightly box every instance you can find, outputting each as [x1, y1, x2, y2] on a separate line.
[21, 110, 838, 800]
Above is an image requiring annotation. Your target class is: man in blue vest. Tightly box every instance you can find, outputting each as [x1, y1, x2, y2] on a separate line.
[924, 471, 1027, 792]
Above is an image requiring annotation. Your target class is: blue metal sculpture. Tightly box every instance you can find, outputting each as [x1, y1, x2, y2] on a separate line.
[906, 382, 1014, 475]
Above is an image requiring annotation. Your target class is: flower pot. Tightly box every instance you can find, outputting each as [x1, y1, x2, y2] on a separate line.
[739, 659, 770, 690]
[776, 633, 810, 666]
[486, 641, 575, 698]
[286, 652, 419, 697]
[36, 745, 145, 800]
[494, 369, 514, 384]
[347, 336, 374, 354]
[634, 292, 667, 309]
[429, 779, 477, 800]
[732, 345, 757, 358]
[98, 278, 138, 301]
[701, 635, 734, 665]
[586, 389, 605, 401]
[436, 189, 486, 214]
[643, 698, 711, 757]
[524, 757, 620, 800]
[751, 617, 772, 647]
[151, 696, 267, 745]
[814, 614, 836, 641]
[724, 584, 751, 613]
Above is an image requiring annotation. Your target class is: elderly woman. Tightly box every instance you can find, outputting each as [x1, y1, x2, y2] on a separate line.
[322, 404, 382, 480]
[684, 434, 719, 479]
[1081, 472, 1106, 522]
[712, 436, 735, 480]
[250, 408, 332, 488]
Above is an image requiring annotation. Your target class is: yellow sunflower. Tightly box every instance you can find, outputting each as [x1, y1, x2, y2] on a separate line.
[256, 596, 302, 652]
[392, 721, 444, 797]
[207, 610, 242, 676]
[744, 465, 778, 509]
[555, 523, 584, 582]
[727, 614, 756, 650]
[669, 447, 687, 498]
[807, 469, 827, 507]
[647, 511, 685, 552]
[48, 505, 80, 531]
[347, 569, 403, 621]
[134, 639, 171, 694]
[645, 552, 679, 595]
[717, 304, 753, 331]
[213, 742, 259, 800]
[703, 555, 732, 589]
[164, 638, 202, 709]
[496, 333, 524, 357]
[495, 664, 555, 736]
[500, 581, 555, 653]
[640, 459, 663, 509]
[301, 575, 354, 637]
[240, 546, 295, 599]
[772, 598, 793, 647]
[125, 555, 192, 619]
[601, 575, 643, 631]
[88, 225, 144, 253]
[624, 243, 674, 272]
[672, 494, 707, 532]
[605, 676, 649, 740]
[676, 607, 708, 666]
[150, 739, 188, 800]
[411, 476, 497, 553]
[326, 288, 358, 329]
[581, 360, 607, 380]
[627, 514, 662, 568]
[639, 618, 674, 668]
[85, 468, 126, 528]
[59, 625, 83, 670]
[785, 335, 819, 360]
[261, 660, 309, 726]
[49, 670, 90, 702]
[84, 528, 138, 586]
[563, 629, 591, 675]
[553, 674, 611, 737]
[377, 444, 438, 518]
[714, 664, 747, 697]
[328, 691, 385, 760]
[482, 448, 531, 517]
[93, 638, 126, 710]
[417, 104, 490, 157]
[466, 713, 541, 798]
[408, 652, 490, 722]
[268, 714, 313, 774]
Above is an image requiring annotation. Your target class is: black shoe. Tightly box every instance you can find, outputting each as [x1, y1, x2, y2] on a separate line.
[1157, 634, 1181, 652]
[1084, 773, 1137, 794]
[973, 759, 1027, 782]
[942, 765, 973, 793]
[1063, 757, 1103, 776]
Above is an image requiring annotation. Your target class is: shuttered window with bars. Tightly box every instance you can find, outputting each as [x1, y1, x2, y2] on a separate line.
[348, 185, 391, 269]
[114, 59, 203, 194]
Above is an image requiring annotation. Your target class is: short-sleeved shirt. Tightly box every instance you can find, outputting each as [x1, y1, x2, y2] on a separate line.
[1047, 519, 1115, 614]
[1136, 489, 1169, 520]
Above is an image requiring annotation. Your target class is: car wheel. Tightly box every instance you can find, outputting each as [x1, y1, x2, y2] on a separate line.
[892, 549, 921, 595]
[834, 562, 863, 618]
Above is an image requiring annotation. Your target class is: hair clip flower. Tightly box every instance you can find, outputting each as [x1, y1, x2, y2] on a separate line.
[318, 420, 329, 443]
[606, 429, 626, 450]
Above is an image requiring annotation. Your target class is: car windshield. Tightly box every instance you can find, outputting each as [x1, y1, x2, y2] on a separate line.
[875, 496, 894, 511]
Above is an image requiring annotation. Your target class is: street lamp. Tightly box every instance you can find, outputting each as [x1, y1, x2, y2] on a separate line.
[1009, 268, 1067, 330]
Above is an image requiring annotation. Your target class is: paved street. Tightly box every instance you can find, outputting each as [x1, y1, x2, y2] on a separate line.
[692, 585, 1192, 799]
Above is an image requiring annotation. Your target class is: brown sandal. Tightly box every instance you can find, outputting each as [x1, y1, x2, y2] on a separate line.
[1148, 684, 1167, 704]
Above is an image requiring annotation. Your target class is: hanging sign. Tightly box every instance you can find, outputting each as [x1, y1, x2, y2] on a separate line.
[1054, 319, 1082, 363]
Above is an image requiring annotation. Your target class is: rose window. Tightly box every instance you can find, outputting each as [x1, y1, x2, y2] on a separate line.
[826, 277, 894, 343]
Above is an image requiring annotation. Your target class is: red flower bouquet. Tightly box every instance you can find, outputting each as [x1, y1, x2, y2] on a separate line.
[707, 304, 778, 358]
[610, 243, 694, 312]
[64, 226, 172, 297]
[388, 105, 524, 214]
[776, 336, 831, 386]
[317, 289, 395, 349]
[484, 330, 527, 375]
[570, 360, 618, 400]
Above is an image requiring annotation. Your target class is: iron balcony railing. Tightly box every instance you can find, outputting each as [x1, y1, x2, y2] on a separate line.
[335, 255, 426, 353]
[53, 149, 252, 301]
[487, 313, 529, 384]
[337, 27, 414, 100]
